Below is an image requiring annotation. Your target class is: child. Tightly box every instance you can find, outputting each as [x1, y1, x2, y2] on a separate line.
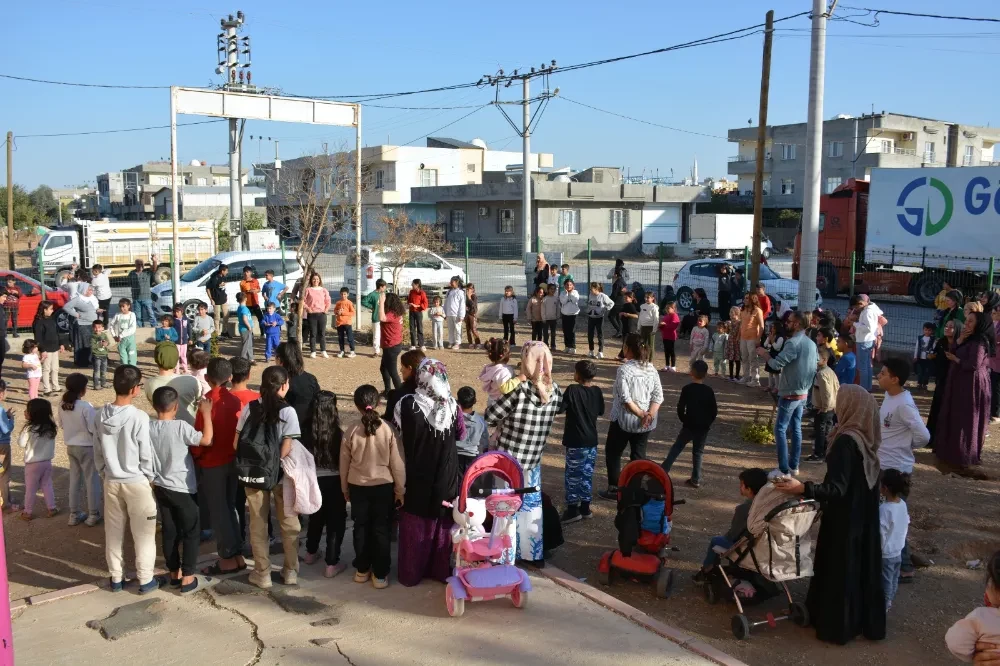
[835, 334, 857, 386]
[763, 320, 786, 393]
[558, 263, 573, 292]
[946, 550, 1000, 660]
[689, 314, 711, 362]
[559, 279, 580, 354]
[816, 326, 841, 362]
[229, 357, 260, 407]
[261, 269, 286, 310]
[528, 285, 546, 342]
[443, 276, 466, 349]
[188, 350, 212, 397]
[478, 339, 514, 406]
[913, 322, 935, 390]
[661, 360, 717, 488]
[19, 398, 58, 521]
[32, 301, 60, 397]
[191, 302, 214, 353]
[805, 347, 839, 463]
[261, 301, 285, 362]
[360, 278, 387, 357]
[172, 304, 192, 373]
[638, 291, 660, 354]
[332, 288, 356, 358]
[692, 468, 769, 581]
[384, 348, 426, 419]
[60, 373, 101, 526]
[155, 315, 179, 343]
[659, 301, 680, 372]
[150, 385, 214, 593]
[304, 391, 348, 578]
[109, 298, 138, 366]
[0, 381, 13, 511]
[407, 279, 427, 351]
[499, 285, 518, 346]
[235, 292, 254, 362]
[712, 322, 729, 376]
[586, 282, 614, 359]
[879, 469, 910, 611]
[542, 283, 560, 350]
[455, 386, 488, 473]
[547, 264, 559, 287]
[428, 296, 445, 350]
[304, 273, 332, 357]
[725, 306, 742, 381]
[340, 385, 405, 590]
[558, 359, 604, 523]
[89, 320, 113, 390]
[616, 292, 640, 361]
[465, 283, 482, 349]
[3, 275, 20, 337]
[287, 302, 300, 342]
[21, 339, 41, 399]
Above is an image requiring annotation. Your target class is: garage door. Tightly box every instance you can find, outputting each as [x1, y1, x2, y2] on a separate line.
[641, 204, 681, 244]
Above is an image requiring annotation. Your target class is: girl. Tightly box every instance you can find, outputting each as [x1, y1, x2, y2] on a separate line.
[689, 314, 711, 362]
[19, 398, 58, 521]
[428, 296, 445, 350]
[528, 286, 546, 342]
[739, 294, 765, 387]
[377, 291, 406, 395]
[946, 550, 1000, 660]
[879, 469, 910, 612]
[59, 373, 100, 527]
[465, 283, 482, 349]
[394, 359, 462, 587]
[725, 306, 742, 381]
[303, 272, 331, 358]
[499, 286, 518, 346]
[109, 297, 138, 366]
[31, 300, 61, 396]
[21, 339, 42, 399]
[559, 279, 581, 354]
[340, 385, 405, 589]
[658, 301, 680, 372]
[638, 291, 660, 354]
[384, 348, 426, 419]
[304, 391, 348, 578]
[172, 304, 192, 373]
[478, 339, 513, 406]
[587, 282, 614, 359]
[763, 320, 786, 393]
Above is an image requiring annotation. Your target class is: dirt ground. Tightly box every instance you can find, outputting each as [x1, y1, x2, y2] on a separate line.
[2, 320, 997, 666]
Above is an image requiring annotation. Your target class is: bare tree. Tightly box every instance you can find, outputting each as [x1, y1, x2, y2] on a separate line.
[369, 210, 452, 292]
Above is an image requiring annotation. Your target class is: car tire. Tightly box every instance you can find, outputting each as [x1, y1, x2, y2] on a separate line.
[676, 287, 695, 311]
[912, 272, 944, 308]
[182, 299, 205, 322]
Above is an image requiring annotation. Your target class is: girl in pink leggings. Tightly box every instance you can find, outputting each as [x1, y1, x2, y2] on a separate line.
[19, 399, 58, 521]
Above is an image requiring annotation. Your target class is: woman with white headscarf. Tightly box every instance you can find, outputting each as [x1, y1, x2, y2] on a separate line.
[485, 341, 563, 565]
[775, 384, 886, 645]
[394, 358, 463, 587]
[63, 285, 100, 367]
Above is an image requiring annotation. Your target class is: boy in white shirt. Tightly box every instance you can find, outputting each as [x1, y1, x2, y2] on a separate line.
[558, 279, 581, 354]
[879, 469, 910, 611]
[638, 291, 660, 355]
[443, 277, 466, 349]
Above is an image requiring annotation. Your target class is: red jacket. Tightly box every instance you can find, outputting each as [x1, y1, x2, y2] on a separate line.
[758, 294, 771, 320]
[191, 385, 242, 468]
[408, 288, 428, 312]
[659, 312, 680, 340]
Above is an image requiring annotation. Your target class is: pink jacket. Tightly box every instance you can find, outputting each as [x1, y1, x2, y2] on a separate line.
[281, 440, 322, 517]
[479, 363, 514, 402]
[659, 313, 680, 341]
[302, 286, 331, 314]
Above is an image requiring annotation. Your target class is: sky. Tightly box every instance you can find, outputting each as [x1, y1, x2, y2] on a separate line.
[3, 0, 1000, 190]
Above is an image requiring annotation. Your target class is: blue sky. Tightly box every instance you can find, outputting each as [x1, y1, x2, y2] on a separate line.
[4, 0, 999, 189]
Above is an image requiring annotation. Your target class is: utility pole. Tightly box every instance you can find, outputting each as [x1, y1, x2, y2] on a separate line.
[797, 0, 832, 314]
[750, 11, 774, 287]
[5, 131, 13, 270]
[522, 75, 531, 256]
[217, 11, 252, 250]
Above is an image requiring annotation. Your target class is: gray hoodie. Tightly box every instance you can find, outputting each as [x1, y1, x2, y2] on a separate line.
[93, 404, 153, 484]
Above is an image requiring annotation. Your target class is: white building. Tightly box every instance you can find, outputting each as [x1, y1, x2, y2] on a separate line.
[152, 186, 265, 220]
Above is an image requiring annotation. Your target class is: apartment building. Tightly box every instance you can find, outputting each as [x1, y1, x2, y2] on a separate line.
[95, 161, 249, 219]
[151, 186, 265, 220]
[728, 112, 1000, 209]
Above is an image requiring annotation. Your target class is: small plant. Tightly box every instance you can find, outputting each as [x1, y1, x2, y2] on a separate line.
[210, 331, 220, 358]
[740, 410, 775, 445]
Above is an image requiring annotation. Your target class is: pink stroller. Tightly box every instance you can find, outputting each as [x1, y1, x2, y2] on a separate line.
[444, 451, 534, 618]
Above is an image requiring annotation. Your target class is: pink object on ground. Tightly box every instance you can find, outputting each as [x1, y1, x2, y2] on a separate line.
[0, 495, 14, 663]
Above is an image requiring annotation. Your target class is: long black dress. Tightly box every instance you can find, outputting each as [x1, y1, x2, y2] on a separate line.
[803, 434, 886, 645]
[925, 335, 951, 447]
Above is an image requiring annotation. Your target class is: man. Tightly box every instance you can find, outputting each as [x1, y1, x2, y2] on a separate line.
[239, 266, 264, 333]
[261, 270, 286, 311]
[128, 256, 158, 327]
[91, 264, 112, 326]
[206, 265, 231, 338]
[608, 269, 628, 337]
[757, 311, 817, 476]
[851, 294, 884, 392]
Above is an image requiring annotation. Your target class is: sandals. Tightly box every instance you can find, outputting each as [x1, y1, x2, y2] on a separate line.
[201, 561, 247, 576]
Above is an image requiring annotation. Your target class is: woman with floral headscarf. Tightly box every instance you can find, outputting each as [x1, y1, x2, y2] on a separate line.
[393, 358, 463, 587]
[485, 341, 563, 565]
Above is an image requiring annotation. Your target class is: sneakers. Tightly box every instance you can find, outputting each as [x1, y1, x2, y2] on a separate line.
[248, 570, 273, 590]
[589, 351, 596, 358]
[337, 351, 345, 358]
[372, 577, 389, 590]
[374, 349, 382, 358]
[322, 351, 329, 359]
[303, 552, 321, 565]
[580, 502, 593, 519]
[409, 346, 417, 351]
[68, 511, 87, 526]
[453, 343, 461, 350]
[661, 366, 670, 372]
[420, 346, 427, 352]
[84, 513, 102, 527]
[310, 352, 317, 359]
[347, 351, 356, 358]
[324, 563, 347, 578]
[790, 468, 800, 477]
[137, 577, 165, 595]
[597, 352, 605, 360]
[685, 478, 701, 489]
[598, 487, 618, 501]
[354, 570, 371, 584]
[109, 578, 124, 593]
[282, 569, 297, 586]
[567, 348, 577, 355]
[803, 454, 825, 464]
[560, 505, 582, 524]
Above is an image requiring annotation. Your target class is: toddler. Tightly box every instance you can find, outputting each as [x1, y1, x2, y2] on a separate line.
[155, 315, 178, 343]
[880, 469, 910, 611]
[499, 285, 518, 346]
[304, 391, 349, 578]
[261, 301, 285, 361]
[946, 550, 1000, 661]
[59, 373, 101, 526]
[455, 386, 489, 473]
[712, 322, 730, 376]
[693, 468, 768, 581]
[528, 285, 546, 342]
[428, 296, 445, 350]
[689, 314, 710, 361]
[19, 398, 58, 520]
[913, 322, 935, 390]
[188, 350, 212, 397]
[478, 338, 514, 406]
[21, 339, 42, 399]
[172, 305, 192, 373]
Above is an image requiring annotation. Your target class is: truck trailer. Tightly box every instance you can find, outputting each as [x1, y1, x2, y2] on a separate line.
[688, 213, 773, 259]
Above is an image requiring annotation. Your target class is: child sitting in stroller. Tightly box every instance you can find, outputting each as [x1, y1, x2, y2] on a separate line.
[694, 468, 768, 582]
[641, 476, 673, 540]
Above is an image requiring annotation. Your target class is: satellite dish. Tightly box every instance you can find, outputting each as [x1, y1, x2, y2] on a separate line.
[470, 138, 488, 149]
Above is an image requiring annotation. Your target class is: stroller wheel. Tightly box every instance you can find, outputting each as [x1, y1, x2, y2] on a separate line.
[446, 584, 465, 618]
[703, 581, 718, 605]
[511, 586, 529, 609]
[731, 614, 751, 640]
[655, 568, 674, 599]
[790, 601, 809, 627]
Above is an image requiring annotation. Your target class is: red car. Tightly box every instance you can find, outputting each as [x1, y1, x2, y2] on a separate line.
[0, 271, 70, 333]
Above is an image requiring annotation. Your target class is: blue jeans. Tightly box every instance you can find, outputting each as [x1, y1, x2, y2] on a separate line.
[857, 340, 874, 391]
[703, 535, 733, 568]
[134, 298, 156, 327]
[775, 397, 806, 473]
[882, 555, 901, 610]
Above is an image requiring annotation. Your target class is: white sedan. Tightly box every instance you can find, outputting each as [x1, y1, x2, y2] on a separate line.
[672, 258, 822, 315]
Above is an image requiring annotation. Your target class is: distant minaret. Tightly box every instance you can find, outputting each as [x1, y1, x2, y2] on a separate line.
[692, 156, 699, 184]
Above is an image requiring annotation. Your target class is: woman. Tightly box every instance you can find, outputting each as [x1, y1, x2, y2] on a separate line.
[62, 285, 99, 367]
[608, 260, 629, 337]
[606, 258, 629, 285]
[378, 291, 405, 394]
[485, 341, 564, 565]
[533, 253, 549, 292]
[384, 348, 425, 420]
[937, 289, 966, 339]
[302, 272, 331, 358]
[275, 341, 320, 450]
[739, 293, 765, 387]
[599, 333, 664, 500]
[988, 293, 1000, 422]
[394, 358, 462, 586]
[774, 385, 886, 645]
[933, 307, 994, 472]
[717, 265, 732, 320]
[680, 288, 713, 338]
[927, 319, 957, 446]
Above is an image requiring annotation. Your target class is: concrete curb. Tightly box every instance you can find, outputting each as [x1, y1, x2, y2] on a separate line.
[536, 565, 747, 666]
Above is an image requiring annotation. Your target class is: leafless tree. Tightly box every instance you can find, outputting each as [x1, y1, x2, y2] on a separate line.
[369, 209, 452, 292]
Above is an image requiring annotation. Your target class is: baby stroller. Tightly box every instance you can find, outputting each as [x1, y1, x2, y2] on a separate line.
[702, 489, 820, 640]
[597, 460, 679, 598]
[444, 451, 535, 618]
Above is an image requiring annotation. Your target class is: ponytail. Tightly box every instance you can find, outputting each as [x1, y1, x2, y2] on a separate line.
[62, 373, 88, 411]
[353, 384, 381, 436]
[259, 366, 289, 426]
[622, 332, 652, 365]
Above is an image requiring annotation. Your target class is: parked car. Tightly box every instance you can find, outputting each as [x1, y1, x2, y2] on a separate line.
[343, 246, 466, 297]
[0, 270, 71, 334]
[671, 258, 822, 315]
[151, 251, 303, 321]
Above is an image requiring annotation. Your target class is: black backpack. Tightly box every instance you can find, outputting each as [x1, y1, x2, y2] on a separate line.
[235, 401, 283, 490]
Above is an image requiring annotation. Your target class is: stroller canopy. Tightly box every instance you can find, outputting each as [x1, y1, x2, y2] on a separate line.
[458, 451, 524, 512]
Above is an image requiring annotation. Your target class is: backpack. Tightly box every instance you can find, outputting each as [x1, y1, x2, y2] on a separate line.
[235, 401, 283, 490]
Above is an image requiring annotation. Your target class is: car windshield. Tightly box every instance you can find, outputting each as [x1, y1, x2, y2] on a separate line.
[180, 258, 222, 283]
[731, 263, 781, 280]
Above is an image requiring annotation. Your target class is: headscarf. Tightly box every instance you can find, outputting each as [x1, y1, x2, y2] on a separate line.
[960, 309, 997, 357]
[985, 290, 1000, 314]
[829, 384, 881, 489]
[521, 341, 554, 404]
[412, 358, 458, 434]
[945, 289, 964, 310]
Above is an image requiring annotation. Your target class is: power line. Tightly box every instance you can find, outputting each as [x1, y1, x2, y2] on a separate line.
[0, 72, 171, 89]
[17, 119, 225, 138]
[838, 6, 1000, 24]
[558, 96, 727, 140]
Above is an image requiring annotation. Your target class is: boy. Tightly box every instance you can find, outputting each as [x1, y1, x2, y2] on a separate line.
[156, 315, 178, 343]
[261, 270, 286, 310]
[239, 265, 264, 332]
[192, 302, 215, 353]
[360, 278, 387, 357]
[109, 298, 138, 366]
[914, 322, 935, 390]
[558, 359, 604, 523]
[692, 468, 769, 581]
[146, 341, 201, 426]
[3, 275, 19, 337]
[816, 326, 841, 361]
[638, 291, 660, 353]
[558, 264, 573, 292]
[173, 304, 192, 373]
[92, 264, 112, 326]
[261, 302, 284, 362]
[805, 347, 839, 463]
[455, 386, 488, 474]
[229, 357, 260, 408]
[333, 287, 356, 358]
[235, 292, 254, 362]
[193, 357, 247, 577]
[444, 276, 466, 349]
[547, 264, 559, 287]
[542, 283, 560, 350]
[877, 357, 930, 584]
[93, 365, 159, 594]
[661, 359, 717, 488]
[91, 320, 115, 390]
[0, 380, 15, 510]
[835, 334, 857, 386]
[150, 385, 214, 592]
[427, 295, 445, 350]
[407, 279, 427, 351]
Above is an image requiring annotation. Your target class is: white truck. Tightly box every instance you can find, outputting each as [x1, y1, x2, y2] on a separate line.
[688, 213, 772, 259]
[34, 218, 218, 286]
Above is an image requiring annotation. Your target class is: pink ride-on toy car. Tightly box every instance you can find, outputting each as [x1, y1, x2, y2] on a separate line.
[444, 451, 535, 618]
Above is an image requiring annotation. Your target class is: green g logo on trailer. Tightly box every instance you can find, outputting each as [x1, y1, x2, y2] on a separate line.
[896, 177, 953, 237]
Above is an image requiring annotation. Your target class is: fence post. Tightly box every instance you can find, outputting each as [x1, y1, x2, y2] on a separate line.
[657, 242, 664, 298]
[280, 240, 288, 309]
[743, 246, 749, 278]
[464, 237, 470, 279]
[37, 245, 44, 289]
[849, 250, 857, 298]
[535, 236, 541, 254]
[990, 256, 996, 292]
[587, 238, 592, 287]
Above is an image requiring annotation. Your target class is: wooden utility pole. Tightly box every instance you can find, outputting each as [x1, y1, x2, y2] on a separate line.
[750, 10, 774, 287]
[6, 131, 13, 270]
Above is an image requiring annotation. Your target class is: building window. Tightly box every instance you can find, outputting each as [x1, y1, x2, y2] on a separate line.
[609, 209, 628, 234]
[498, 209, 514, 234]
[781, 144, 796, 160]
[467, 163, 476, 173]
[558, 209, 581, 235]
[450, 210, 464, 233]
[419, 169, 437, 187]
[824, 177, 842, 194]
[375, 170, 384, 190]
[196, 177, 207, 186]
[828, 141, 843, 158]
[964, 145, 975, 166]
[880, 139, 893, 154]
[924, 141, 936, 163]
[781, 179, 795, 195]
